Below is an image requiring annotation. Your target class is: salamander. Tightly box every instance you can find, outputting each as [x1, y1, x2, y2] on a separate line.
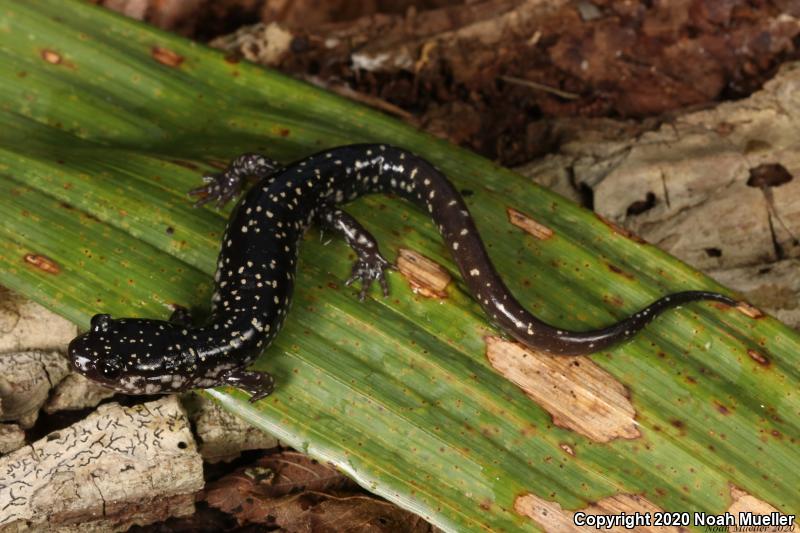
[68, 144, 738, 401]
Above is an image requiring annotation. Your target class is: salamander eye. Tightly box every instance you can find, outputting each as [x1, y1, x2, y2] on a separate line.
[91, 314, 112, 332]
[98, 359, 121, 379]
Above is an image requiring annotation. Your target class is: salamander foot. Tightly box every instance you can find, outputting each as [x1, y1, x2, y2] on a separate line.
[189, 153, 280, 208]
[189, 170, 243, 208]
[346, 251, 394, 301]
[168, 305, 193, 326]
[316, 206, 394, 300]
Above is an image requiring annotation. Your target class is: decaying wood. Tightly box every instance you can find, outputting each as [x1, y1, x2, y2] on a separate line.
[0, 424, 24, 455]
[0, 350, 70, 427]
[0, 286, 76, 353]
[0, 286, 78, 427]
[184, 393, 279, 463]
[518, 62, 800, 329]
[0, 284, 283, 527]
[711, 259, 798, 327]
[44, 373, 115, 414]
[0, 396, 203, 532]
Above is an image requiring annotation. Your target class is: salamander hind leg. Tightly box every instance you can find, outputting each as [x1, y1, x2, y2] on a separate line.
[189, 153, 281, 208]
[317, 207, 393, 300]
[222, 368, 276, 403]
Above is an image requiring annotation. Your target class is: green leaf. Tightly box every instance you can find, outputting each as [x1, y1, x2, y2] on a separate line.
[1, 2, 797, 531]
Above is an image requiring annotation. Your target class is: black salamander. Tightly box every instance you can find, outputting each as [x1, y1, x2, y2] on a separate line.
[68, 144, 737, 401]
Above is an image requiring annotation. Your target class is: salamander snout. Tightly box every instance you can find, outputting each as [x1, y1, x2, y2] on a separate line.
[68, 313, 183, 394]
[68, 314, 125, 384]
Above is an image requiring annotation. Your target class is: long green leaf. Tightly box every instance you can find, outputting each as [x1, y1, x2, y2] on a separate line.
[1, 2, 797, 531]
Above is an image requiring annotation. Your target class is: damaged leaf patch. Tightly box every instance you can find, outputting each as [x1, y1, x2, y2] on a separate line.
[507, 207, 554, 240]
[485, 337, 639, 442]
[514, 492, 684, 533]
[395, 247, 452, 298]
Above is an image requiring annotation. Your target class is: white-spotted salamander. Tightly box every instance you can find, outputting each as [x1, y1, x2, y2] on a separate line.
[68, 144, 738, 401]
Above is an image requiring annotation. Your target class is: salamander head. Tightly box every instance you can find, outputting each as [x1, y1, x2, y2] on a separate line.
[68, 314, 189, 394]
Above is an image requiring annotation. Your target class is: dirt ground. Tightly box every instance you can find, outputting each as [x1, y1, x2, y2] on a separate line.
[99, 0, 800, 164]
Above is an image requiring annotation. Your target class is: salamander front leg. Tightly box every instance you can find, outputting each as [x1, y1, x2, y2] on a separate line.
[189, 153, 281, 208]
[222, 368, 276, 403]
[168, 305, 193, 326]
[317, 207, 394, 300]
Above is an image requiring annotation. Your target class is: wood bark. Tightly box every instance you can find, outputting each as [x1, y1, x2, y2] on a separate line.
[518, 62, 800, 328]
[0, 396, 203, 532]
[184, 393, 279, 463]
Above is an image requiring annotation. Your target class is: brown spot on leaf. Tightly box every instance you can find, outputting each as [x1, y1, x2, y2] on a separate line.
[24, 254, 60, 274]
[603, 294, 625, 307]
[747, 348, 770, 366]
[169, 159, 200, 171]
[80, 210, 102, 224]
[514, 492, 683, 532]
[507, 207, 554, 240]
[736, 302, 764, 319]
[485, 337, 639, 442]
[396, 248, 451, 298]
[595, 213, 647, 244]
[559, 443, 575, 456]
[40, 49, 62, 64]
[606, 263, 634, 280]
[151, 46, 185, 67]
[714, 401, 730, 415]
